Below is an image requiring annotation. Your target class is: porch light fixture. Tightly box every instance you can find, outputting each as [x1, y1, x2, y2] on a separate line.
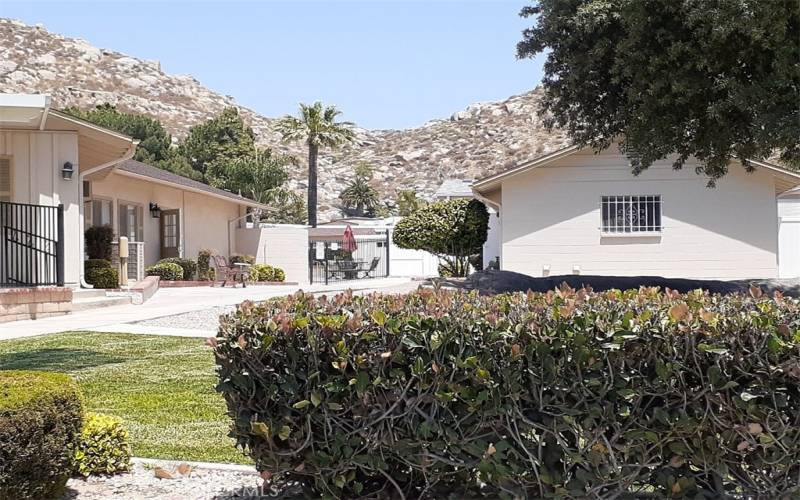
[149, 202, 162, 218]
[61, 161, 74, 180]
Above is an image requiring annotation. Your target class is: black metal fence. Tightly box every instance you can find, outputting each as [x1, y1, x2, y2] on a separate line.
[309, 233, 390, 284]
[0, 201, 65, 287]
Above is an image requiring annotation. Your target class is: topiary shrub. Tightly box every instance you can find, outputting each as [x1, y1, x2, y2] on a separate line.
[73, 413, 131, 477]
[393, 198, 488, 277]
[0, 371, 84, 499]
[145, 262, 184, 281]
[249, 264, 286, 282]
[214, 286, 800, 499]
[270, 267, 286, 282]
[84, 260, 118, 289]
[84, 225, 114, 261]
[197, 249, 214, 280]
[157, 257, 197, 280]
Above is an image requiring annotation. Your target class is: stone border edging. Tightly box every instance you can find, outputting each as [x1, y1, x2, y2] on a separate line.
[158, 280, 298, 288]
[132, 457, 256, 474]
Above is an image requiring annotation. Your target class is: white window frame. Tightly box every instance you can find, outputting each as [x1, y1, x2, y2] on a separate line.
[118, 200, 144, 242]
[600, 195, 663, 235]
[84, 196, 114, 229]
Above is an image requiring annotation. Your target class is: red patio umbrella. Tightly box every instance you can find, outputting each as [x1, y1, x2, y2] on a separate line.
[342, 225, 358, 253]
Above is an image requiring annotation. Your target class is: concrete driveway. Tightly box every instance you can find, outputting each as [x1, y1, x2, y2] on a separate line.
[0, 278, 419, 341]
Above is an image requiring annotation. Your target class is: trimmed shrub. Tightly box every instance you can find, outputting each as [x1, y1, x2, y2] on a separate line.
[73, 413, 131, 477]
[214, 287, 800, 499]
[270, 267, 286, 282]
[197, 249, 214, 281]
[84, 225, 114, 261]
[84, 260, 118, 289]
[393, 199, 488, 277]
[84, 258, 112, 271]
[230, 254, 255, 265]
[0, 371, 84, 499]
[157, 257, 197, 280]
[250, 264, 286, 282]
[145, 262, 184, 281]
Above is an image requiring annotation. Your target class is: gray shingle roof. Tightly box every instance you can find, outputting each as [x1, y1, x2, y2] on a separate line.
[433, 179, 474, 199]
[116, 160, 262, 206]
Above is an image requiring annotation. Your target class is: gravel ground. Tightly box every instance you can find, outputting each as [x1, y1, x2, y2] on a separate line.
[135, 305, 234, 331]
[63, 462, 272, 500]
[134, 281, 426, 332]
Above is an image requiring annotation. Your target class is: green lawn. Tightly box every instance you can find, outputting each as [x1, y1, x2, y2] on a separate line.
[0, 332, 250, 464]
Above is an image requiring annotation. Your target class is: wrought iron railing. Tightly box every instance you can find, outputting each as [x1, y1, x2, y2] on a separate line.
[308, 232, 390, 284]
[0, 201, 64, 287]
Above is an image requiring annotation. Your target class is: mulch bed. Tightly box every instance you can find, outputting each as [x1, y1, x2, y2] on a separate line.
[444, 270, 800, 297]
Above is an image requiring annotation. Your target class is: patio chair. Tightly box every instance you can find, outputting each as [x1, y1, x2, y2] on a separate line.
[358, 257, 381, 279]
[212, 254, 250, 288]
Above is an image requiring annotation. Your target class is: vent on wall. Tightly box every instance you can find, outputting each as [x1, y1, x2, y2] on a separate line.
[0, 158, 10, 202]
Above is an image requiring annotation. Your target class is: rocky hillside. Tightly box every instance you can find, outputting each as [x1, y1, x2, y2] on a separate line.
[0, 18, 570, 220]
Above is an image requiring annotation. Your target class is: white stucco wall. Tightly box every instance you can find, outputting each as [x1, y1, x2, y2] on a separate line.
[0, 130, 81, 285]
[236, 225, 310, 284]
[499, 149, 780, 280]
[90, 172, 242, 267]
[482, 208, 501, 269]
[778, 194, 800, 278]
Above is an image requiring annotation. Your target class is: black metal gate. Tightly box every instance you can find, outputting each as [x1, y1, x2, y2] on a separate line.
[309, 232, 390, 284]
[0, 201, 65, 287]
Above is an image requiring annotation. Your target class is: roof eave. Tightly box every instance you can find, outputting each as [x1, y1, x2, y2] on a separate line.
[113, 168, 268, 209]
[472, 144, 582, 193]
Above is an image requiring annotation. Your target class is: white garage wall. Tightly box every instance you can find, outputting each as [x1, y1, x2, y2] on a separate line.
[778, 194, 800, 278]
[500, 149, 780, 280]
[236, 225, 310, 284]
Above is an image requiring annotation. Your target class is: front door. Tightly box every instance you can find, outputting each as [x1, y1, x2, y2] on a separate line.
[160, 209, 180, 259]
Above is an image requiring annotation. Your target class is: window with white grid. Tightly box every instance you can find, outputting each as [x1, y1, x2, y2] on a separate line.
[601, 195, 662, 233]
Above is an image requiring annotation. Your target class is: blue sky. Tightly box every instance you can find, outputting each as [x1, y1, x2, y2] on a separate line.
[2, 1, 545, 129]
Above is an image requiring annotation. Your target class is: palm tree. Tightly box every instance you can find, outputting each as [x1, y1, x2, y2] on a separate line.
[274, 102, 354, 227]
[340, 176, 379, 217]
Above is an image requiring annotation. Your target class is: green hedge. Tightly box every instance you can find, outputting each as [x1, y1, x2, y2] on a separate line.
[157, 257, 197, 280]
[84, 225, 114, 261]
[145, 262, 184, 281]
[214, 287, 800, 498]
[250, 264, 286, 282]
[0, 371, 84, 499]
[73, 412, 131, 477]
[84, 258, 112, 271]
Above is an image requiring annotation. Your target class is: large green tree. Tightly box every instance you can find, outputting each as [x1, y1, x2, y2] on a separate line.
[65, 104, 172, 164]
[518, 0, 799, 182]
[179, 107, 256, 183]
[275, 102, 354, 227]
[65, 104, 201, 179]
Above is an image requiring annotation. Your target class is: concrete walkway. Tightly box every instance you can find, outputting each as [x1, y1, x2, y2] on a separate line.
[0, 277, 419, 341]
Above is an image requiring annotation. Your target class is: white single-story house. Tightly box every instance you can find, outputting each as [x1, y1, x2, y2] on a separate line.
[472, 145, 800, 280]
[0, 93, 288, 289]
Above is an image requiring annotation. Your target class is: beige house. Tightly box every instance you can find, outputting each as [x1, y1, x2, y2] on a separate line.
[0, 93, 268, 288]
[473, 145, 800, 280]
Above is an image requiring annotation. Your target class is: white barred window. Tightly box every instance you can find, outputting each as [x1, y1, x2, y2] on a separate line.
[601, 195, 662, 233]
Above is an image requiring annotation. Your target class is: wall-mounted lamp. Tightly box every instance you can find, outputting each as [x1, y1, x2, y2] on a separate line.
[61, 161, 75, 181]
[149, 202, 162, 218]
